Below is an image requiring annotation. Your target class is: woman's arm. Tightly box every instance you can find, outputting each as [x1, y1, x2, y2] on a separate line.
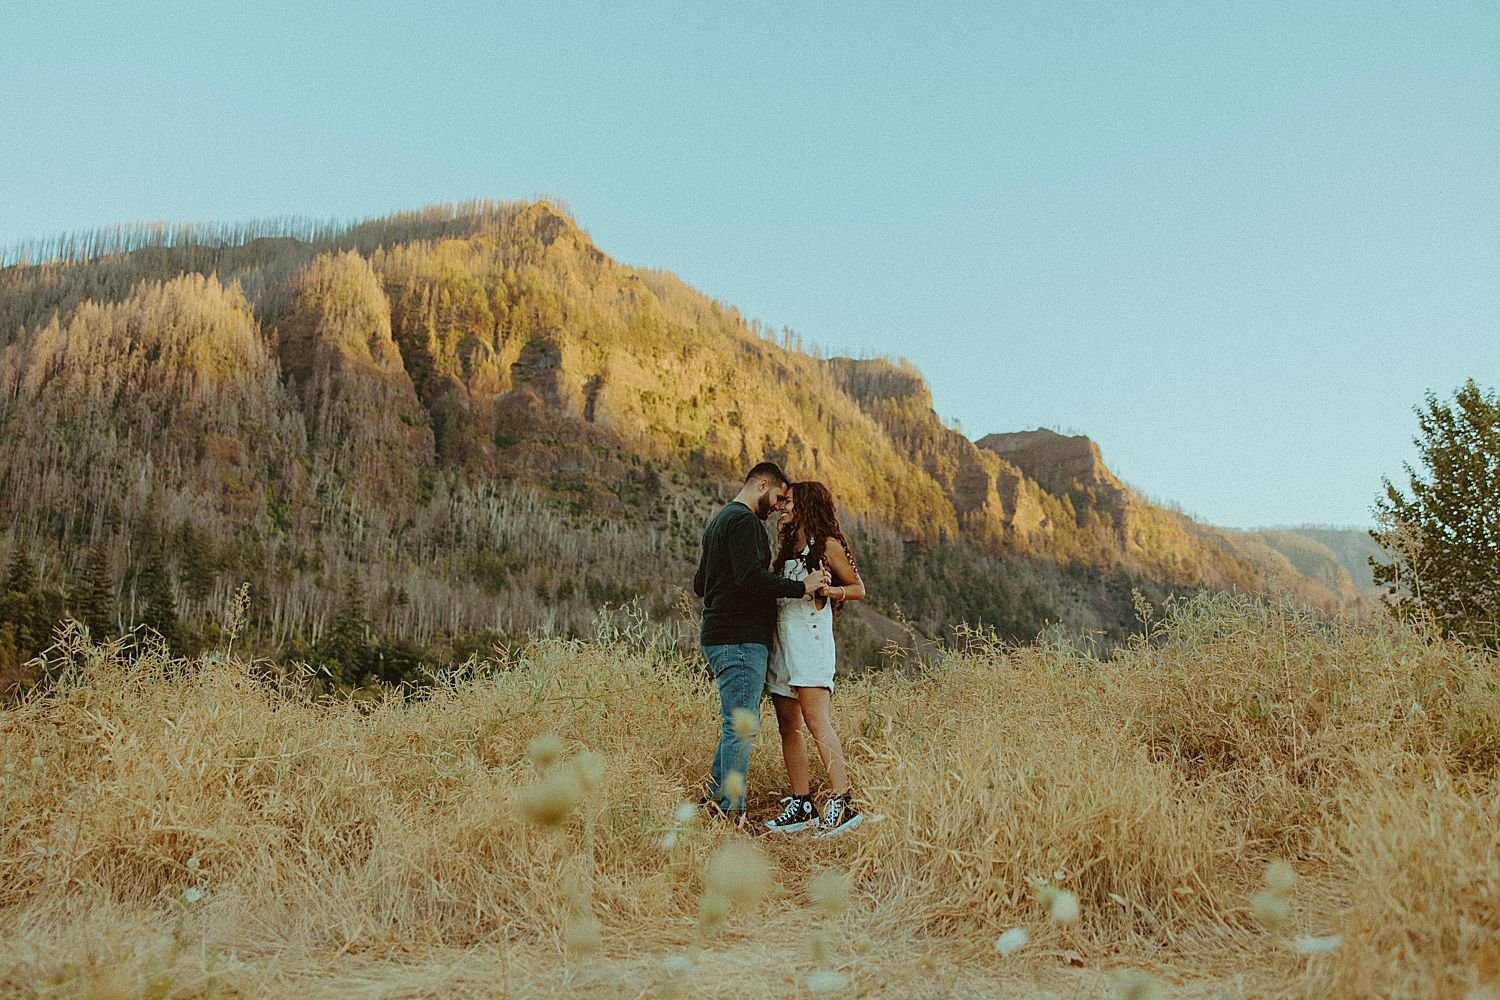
[821, 537, 865, 602]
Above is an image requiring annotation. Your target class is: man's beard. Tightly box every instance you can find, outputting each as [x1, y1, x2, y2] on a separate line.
[755, 493, 774, 520]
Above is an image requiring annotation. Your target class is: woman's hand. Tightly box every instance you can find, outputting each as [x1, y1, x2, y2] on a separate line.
[802, 567, 831, 597]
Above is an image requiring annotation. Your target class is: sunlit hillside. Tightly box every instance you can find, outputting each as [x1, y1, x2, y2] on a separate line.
[2, 596, 1494, 998]
[0, 201, 1369, 683]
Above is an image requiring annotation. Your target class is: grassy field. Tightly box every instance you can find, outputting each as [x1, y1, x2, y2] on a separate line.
[2, 594, 1497, 998]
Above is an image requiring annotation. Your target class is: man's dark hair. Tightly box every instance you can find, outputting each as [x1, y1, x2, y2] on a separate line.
[744, 461, 790, 487]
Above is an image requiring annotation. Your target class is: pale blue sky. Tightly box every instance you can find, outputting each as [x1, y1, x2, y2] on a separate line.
[3, 2, 1496, 527]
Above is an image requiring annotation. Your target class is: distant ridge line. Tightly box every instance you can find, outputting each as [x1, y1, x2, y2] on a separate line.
[0, 196, 577, 268]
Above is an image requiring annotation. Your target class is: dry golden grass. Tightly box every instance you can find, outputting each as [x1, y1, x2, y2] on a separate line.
[1, 594, 1496, 998]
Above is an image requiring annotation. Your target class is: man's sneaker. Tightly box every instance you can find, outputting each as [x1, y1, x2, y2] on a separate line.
[765, 795, 817, 833]
[812, 794, 863, 840]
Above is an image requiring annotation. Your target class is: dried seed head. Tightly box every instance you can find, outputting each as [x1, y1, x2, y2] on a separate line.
[731, 707, 758, 740]
[563, 914, 602, 957]
[723, 771, 746, 801]
[674, 801, 699, 824]
[1264, 859, 1296, 898]
[528, 733, 563, 769]
[1036, 885, 1059, 908]
[698, 890, 731, 930]
[660, 830, 679, 850]
[1251, 888, 1290, 932]
[808, 930, 832, 965]
[1049, 889, 1081, 925]
[1294, 934, 1343, 955]
[663, 955, 697, 975]
[806, 970, 850, 992]
[706, 841, 771, 906]
[571, 750, 606, 792]
[809, 870, 853, 916]
[994, 927, 1028, 955]
[662, 955, 697, 976]
[517, 769, 582, 827]
[658, 954, 697, 998]
[1113, 970, 1165, 1000]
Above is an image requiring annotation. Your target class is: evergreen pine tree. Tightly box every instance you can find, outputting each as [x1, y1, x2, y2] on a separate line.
[0, 545, 45, 657]
[175, 521, 216, 606]
[322, 574, 370, 683]
[4, 546, 38, 595]
[74, 540, 116, 640]
[139, 546, 180, 649]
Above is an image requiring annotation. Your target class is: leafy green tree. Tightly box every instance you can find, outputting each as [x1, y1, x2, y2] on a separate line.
[1372, 379, 1500, 646]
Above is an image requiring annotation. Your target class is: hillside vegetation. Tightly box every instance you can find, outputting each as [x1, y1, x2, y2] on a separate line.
[1, 594, 1495, 997]
[0, 200, 1365, 681]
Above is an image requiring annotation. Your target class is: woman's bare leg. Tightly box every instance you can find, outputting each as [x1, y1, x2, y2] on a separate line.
[772, 693, 811, 796]
[794, 686, 848, 795]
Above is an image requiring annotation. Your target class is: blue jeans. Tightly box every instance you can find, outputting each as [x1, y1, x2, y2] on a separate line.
[703, 642, 767, 812]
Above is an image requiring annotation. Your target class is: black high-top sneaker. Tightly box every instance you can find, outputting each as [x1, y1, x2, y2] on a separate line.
[765, 794, 817, 833]
[812, 793, 863, 840]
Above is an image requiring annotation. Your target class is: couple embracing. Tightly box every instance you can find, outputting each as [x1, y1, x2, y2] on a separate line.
[692, 461, 865, 839]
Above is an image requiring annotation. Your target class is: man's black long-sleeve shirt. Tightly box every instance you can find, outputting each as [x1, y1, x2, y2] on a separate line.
[693, 501, 805, 647]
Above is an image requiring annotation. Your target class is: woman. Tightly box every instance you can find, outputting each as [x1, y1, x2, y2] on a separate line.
[763, 481, 866, 839]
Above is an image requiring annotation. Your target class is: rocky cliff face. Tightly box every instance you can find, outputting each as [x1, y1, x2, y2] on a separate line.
[978, 429, 1123, 499]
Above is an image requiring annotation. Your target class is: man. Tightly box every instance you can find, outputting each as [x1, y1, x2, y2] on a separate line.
[693, 461, 829, 817]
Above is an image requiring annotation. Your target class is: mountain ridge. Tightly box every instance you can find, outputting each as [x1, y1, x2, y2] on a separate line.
[0, 200, 1364, 680]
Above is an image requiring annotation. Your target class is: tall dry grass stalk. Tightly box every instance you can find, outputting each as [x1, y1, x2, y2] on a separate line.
[0, 593, 1495, 996]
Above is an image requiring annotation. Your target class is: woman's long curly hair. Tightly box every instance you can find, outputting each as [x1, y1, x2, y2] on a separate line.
[774, 481, 858, 619]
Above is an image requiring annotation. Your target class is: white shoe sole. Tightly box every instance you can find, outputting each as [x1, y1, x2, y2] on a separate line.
[813, 813, 864, 840]
[765, 819, 817, 833]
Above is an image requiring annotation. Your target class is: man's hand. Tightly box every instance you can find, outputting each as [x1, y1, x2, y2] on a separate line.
[802, 568, 831, 596]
